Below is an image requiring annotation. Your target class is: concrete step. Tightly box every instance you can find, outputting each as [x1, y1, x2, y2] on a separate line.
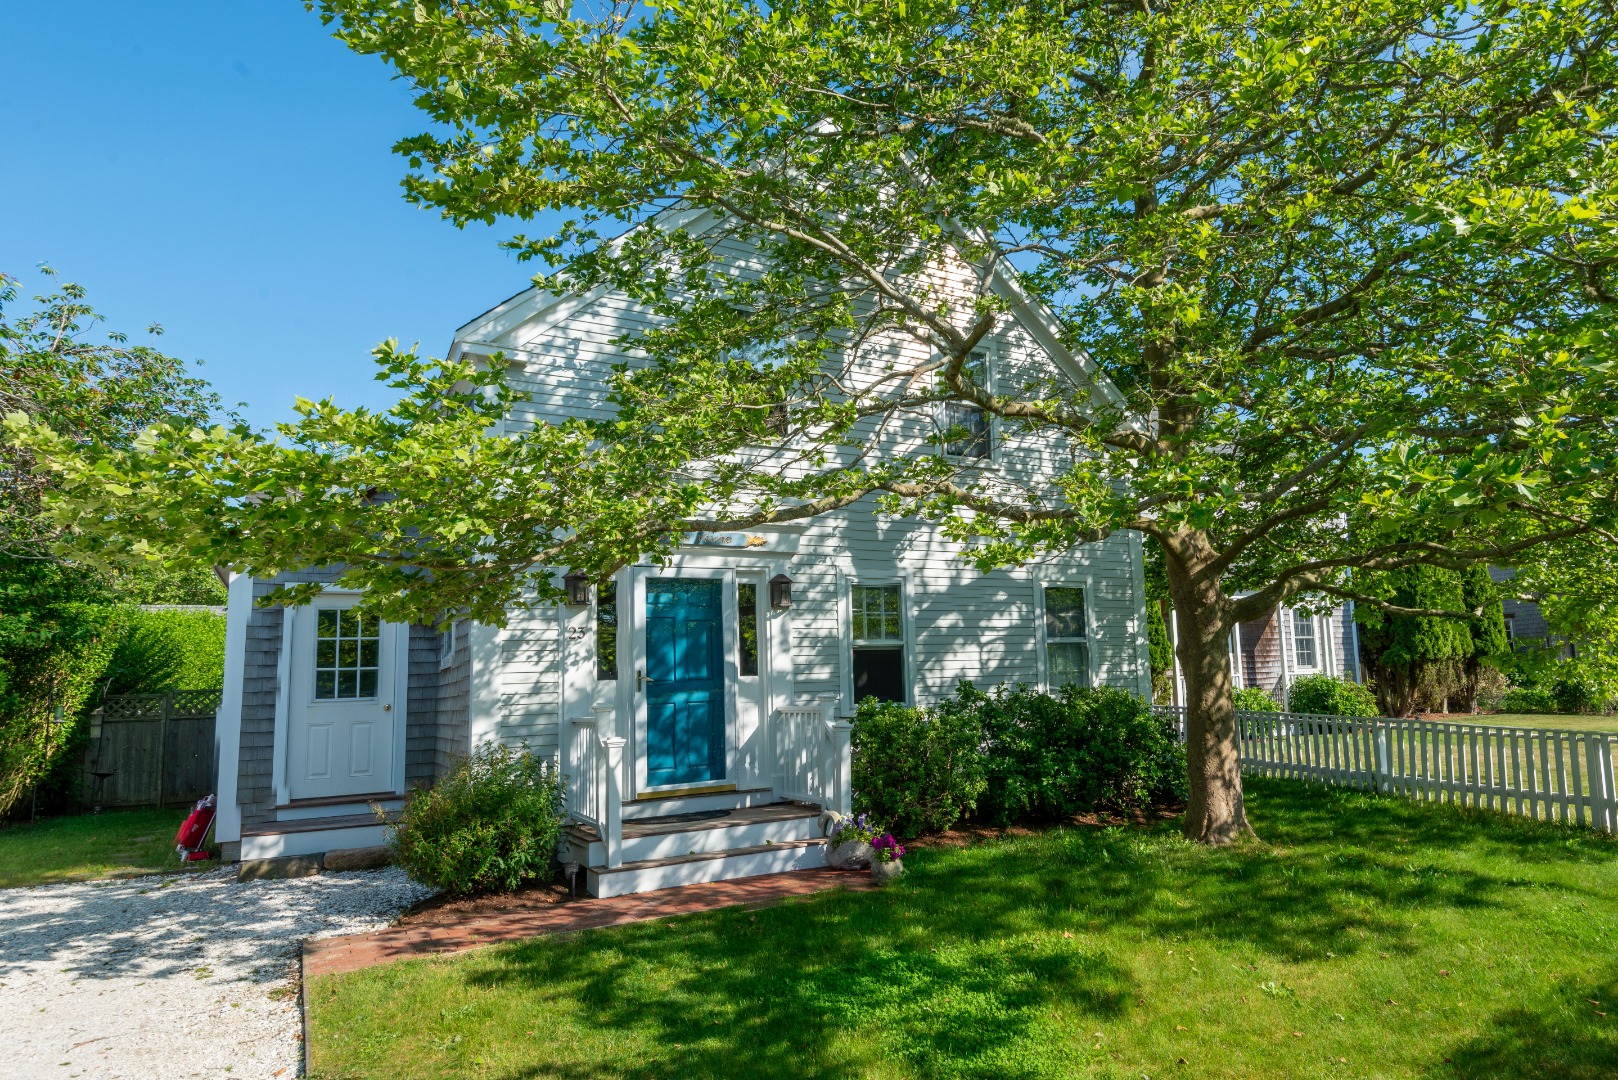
[240, 812, 394, 860]
[586, 838, 827, 898]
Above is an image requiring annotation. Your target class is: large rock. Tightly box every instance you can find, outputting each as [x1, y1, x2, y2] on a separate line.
[237, 855, 322, 881]
[826, 839, 873, 870]
[324, 845, 392, 872]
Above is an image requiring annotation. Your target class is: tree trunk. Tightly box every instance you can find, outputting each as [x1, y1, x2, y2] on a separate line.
[1164, 537, 1255, 844]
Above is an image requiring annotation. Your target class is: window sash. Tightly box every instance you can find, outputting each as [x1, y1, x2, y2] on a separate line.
[1291, 612, 1318, 669]
[851, 584, 903, 643]
[937, 349, 992, 459]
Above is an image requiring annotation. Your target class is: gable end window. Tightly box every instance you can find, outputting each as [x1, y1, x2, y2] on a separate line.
[937, 348, 991, 459]
[1043, 586, 1090, 689]
[851, 583, 906, 703]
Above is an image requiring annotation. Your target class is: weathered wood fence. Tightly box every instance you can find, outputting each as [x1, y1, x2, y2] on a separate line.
[80, 690, 221, 809]
[1154, 706, 1618, 833]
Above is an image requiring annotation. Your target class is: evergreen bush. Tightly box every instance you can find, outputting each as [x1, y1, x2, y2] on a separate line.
[1232, 687, 1279, 712]
[385, 743, 565, 896]
[850, 684, 1183, 834]
[849, 694, 988, 837]
[1497, 686, 1559, 714]
[1287, 674, 1379, 717]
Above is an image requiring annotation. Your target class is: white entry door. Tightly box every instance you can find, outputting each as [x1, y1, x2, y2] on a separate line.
[286, 602, 402, 801]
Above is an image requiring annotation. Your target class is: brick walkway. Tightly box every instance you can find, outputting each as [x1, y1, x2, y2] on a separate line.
[303, 868, 874, 978]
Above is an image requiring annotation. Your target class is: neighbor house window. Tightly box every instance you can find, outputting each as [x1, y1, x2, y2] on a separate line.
[437, 620, 458, 671]
[738, 582, 759, 677]
[937, 348, 991, 459]
[1291, 611, 1318, 669]
[851, 583, 906, 703]
[1043, 586, 1090, 689]
[596, 582, 618, 680]
[315, 609, 379, 700]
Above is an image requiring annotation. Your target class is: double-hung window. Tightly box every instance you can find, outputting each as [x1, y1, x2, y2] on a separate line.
[851, 583, 906, 703]
[1290, 610, 1319, 670]
[937, 348, 991, 459]
[1043, 586, 1091, 689]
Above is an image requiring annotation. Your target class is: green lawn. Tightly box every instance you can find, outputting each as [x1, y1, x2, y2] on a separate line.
[308, 779, 1618, 1080]
[0, 807, 198, 888]
[1475, 712, 1618, 734]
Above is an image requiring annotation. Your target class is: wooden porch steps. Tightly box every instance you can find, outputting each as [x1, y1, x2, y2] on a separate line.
[585, 837, 828, 898]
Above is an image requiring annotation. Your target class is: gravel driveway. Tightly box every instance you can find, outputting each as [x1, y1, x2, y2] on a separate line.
[0, 867, 433, 1079]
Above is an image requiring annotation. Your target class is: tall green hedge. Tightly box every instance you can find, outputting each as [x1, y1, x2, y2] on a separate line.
[103, 608, 226, 695]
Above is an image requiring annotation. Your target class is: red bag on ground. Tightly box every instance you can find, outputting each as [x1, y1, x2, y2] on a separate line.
[174, 794, 216, 862]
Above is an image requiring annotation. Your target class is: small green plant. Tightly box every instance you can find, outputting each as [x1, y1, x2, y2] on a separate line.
[385, 743, 565, 896]
[1286, 674, 1378, 717]
[1550, 675, 1600, 715]
[1232, 687, 1279, 712]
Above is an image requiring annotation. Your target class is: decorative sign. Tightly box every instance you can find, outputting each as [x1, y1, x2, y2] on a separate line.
[681, 531, 769, 549]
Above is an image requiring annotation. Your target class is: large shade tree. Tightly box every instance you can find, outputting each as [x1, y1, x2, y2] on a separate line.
[12, 0, 1618, 841]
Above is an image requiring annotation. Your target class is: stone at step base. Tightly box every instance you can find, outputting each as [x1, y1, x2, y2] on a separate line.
[237, 844, 393, 880]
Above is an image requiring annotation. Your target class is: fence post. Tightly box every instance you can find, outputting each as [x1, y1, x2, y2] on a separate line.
[1375, 724, 1392, 794]
[155, 692, 171, 809]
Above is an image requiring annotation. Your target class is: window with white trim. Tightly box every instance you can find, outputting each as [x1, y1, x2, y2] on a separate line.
[851, 583, 906, 703]
[1291, 611, 1319, 669]
[936, 348, 991, 459]
[1043, 586, 1091, 689]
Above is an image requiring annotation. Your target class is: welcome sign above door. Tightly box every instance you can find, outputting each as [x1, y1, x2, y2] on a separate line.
[679, 528, 802, 553]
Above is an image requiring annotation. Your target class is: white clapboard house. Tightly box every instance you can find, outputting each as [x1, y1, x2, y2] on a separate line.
[211, 211, 1154, 894]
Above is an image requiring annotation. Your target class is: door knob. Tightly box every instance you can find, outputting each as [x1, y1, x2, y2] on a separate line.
[382, 703, 392, 711]
[637, 669, 656, 692]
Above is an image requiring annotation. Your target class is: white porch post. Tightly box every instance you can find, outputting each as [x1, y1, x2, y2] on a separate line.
[593, 704, 623, 867]
[818, 693, 851, 816]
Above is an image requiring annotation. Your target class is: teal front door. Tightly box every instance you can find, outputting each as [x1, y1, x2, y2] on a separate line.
[645, 577, 726, 787]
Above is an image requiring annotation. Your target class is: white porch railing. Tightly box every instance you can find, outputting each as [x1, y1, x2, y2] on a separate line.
[1155, 705, 1618, 833]
[562, 705, 625, 867]
[776, 693, 853, 815]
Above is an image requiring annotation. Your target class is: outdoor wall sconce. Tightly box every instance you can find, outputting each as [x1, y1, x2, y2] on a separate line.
[563, 570, 591, 606]
[770, 573, 793, 610]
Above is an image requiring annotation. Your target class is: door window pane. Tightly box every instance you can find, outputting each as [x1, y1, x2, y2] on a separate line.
[737, 582, 759, 677]
[313, 607, 380, 700]
[596, 581, 618, 680]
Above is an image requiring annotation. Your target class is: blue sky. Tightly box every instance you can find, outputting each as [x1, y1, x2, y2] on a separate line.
[2, 3, 547, 428]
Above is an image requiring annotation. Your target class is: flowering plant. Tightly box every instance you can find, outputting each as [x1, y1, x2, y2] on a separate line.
[827, 812, 879, 847]
[872, 833, 906, 863]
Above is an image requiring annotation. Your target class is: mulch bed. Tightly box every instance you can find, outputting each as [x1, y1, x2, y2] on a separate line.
[915, 799, 1185, 849]
[395, 881, 574, 929]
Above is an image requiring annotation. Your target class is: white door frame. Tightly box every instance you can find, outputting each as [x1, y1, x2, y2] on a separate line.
[270, 589, 410, 807]
[625, 564, 740, 797]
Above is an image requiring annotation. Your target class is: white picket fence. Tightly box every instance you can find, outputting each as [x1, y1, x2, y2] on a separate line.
[1154, 706, 1618, 833]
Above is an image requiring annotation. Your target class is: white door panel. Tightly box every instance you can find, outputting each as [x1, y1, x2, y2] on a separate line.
[286, 602, 400, 801]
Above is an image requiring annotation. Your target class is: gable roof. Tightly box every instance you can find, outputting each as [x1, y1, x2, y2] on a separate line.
[449, 207, 1125, 412]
